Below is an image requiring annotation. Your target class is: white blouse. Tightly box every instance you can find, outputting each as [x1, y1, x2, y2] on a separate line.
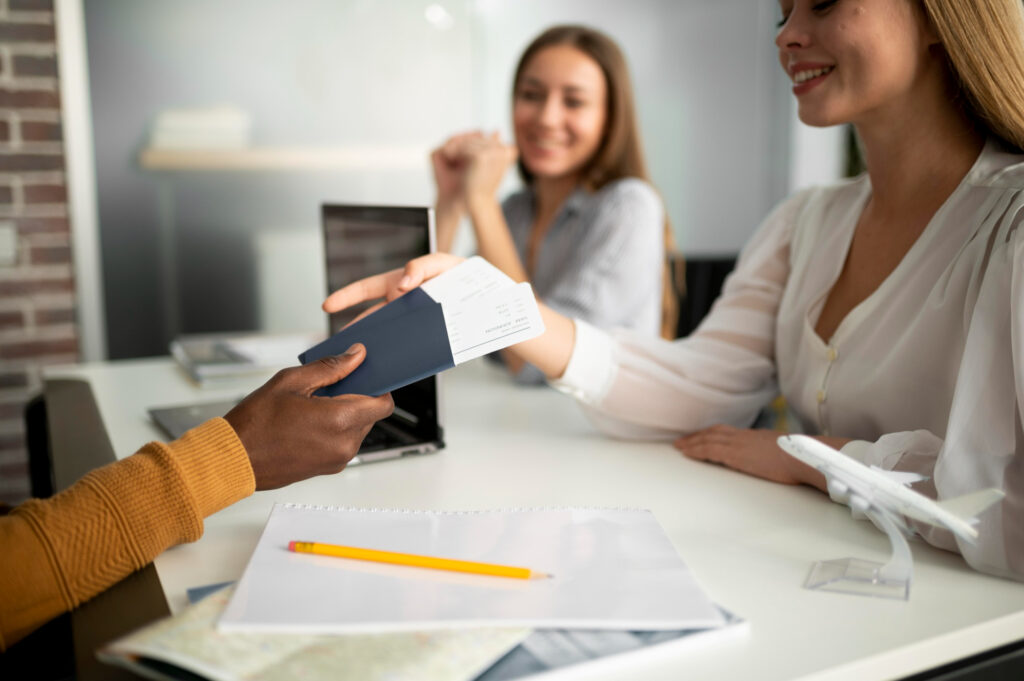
[555, 138, 1024, 580]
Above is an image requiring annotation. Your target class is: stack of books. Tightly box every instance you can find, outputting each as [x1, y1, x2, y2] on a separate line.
[170, 332, 324, 385]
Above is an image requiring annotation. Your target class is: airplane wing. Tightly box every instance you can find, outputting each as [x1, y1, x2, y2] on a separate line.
[824, 472, 898, 516]
[778, 434, 1003, 543]
[826, 470, 1003, 542]
[824, 475, 910, 525]
[869, 466, 928, 486]
[821, 466, 882, 503]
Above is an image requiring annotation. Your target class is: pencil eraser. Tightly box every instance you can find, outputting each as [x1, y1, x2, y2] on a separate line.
[288, 541, 297, 552]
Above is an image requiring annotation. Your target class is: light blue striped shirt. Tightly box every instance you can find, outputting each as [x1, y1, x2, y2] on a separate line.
[498, 177, 666, 383]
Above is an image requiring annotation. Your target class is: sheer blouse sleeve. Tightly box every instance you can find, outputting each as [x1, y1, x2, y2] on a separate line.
[553, 189, 814, 440]
[836, 208, 1024, 580]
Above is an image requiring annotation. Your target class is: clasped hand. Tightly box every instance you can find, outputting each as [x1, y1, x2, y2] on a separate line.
[432, 131, 518, 212]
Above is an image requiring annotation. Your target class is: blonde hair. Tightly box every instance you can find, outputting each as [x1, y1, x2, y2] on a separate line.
[922, 0, 1024, 150]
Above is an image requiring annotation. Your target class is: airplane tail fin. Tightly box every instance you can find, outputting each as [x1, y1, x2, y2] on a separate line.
[936, 489, 1005, 522]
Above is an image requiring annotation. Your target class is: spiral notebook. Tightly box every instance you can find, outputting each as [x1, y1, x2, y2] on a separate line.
[218, 504, 728, 634]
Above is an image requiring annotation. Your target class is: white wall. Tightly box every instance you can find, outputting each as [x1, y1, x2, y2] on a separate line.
[55, 0, 106, 360]
[469, 0, 793, 255]
[789, 111, 846, 193]
[85, 0, 476, 356]
[81, 0, 802, 358]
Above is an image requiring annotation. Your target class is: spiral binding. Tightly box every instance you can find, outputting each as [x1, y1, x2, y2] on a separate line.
[280, 503, 647, 514]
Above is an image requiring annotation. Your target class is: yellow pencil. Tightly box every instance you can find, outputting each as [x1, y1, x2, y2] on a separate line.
[288, 541, 552, 580]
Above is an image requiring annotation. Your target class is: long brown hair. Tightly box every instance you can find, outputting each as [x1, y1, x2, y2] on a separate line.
[922, 0, 1024, 150]
[512, 25, 680, 338]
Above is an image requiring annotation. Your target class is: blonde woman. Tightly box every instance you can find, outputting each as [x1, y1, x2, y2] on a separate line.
[327, 0, 1024, 580]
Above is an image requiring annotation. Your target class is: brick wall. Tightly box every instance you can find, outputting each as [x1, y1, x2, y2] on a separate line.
[0, 0, 80, 504]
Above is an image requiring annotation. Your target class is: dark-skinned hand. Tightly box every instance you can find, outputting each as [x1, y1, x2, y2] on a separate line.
[224, 343, 394, 490]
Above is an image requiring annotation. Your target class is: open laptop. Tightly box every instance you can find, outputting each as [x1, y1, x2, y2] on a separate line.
[150, 204, 445, 466]
[319, 203, 444, 464]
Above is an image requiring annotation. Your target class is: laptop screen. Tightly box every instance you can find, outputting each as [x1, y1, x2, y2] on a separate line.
[321, 204, 442, 456]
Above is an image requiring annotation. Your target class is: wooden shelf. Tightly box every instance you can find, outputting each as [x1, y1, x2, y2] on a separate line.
[138, 146, 426, 171]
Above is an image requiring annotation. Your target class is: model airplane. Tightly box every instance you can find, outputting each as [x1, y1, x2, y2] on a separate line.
[777, 434, 1004, 543]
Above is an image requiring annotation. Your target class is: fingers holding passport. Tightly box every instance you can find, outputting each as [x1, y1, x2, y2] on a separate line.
[322, 253, 465, 315]
[322, 269, 402, 315]
[225, 343, 395, 490]
[400, 252, 465, 289]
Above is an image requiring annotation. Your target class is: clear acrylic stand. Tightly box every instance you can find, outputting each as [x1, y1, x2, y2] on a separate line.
[804, 507, 912, 600]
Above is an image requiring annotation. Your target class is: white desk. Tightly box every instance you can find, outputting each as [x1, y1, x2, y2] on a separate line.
[43, 358, 1024, 680]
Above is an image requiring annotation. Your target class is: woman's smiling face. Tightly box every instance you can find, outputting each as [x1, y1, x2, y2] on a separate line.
[512, 44, 608, 181]
[776, 0, 941, 129]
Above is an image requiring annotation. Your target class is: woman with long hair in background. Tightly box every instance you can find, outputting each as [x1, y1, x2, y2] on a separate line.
[431, 25, 677, 382]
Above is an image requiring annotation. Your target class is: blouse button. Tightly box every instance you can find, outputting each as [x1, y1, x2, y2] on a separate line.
[827, 346, 838, 362]
[816, 389, 826, 404]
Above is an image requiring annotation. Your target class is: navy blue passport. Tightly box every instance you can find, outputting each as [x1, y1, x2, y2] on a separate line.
[298, 288, 455, 397]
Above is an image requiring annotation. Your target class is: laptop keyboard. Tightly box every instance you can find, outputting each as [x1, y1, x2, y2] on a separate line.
[359, 419, 420, 453]
[359, 425, 393, 451]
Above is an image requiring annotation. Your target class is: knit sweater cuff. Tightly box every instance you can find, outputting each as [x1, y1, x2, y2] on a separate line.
[71, 417, 255, 560]
[168, 417, 255, 519]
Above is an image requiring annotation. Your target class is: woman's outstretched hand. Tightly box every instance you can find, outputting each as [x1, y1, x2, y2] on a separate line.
[322, 252, 466, 317]
[322, 251, 576, 382]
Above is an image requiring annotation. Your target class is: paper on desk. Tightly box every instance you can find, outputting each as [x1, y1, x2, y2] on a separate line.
[220, 505, 727, 634]
[98, 585, 531, 681]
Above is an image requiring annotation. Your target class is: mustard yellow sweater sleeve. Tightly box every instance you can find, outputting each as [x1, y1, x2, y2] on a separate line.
[0, 417, 254, 652]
